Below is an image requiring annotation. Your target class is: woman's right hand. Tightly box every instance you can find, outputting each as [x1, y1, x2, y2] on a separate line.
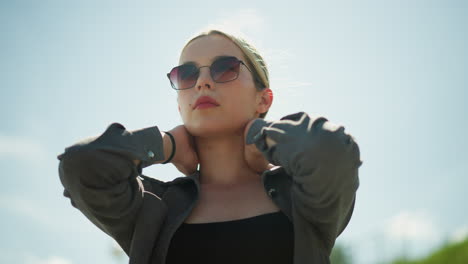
[165, 125, 199, 176]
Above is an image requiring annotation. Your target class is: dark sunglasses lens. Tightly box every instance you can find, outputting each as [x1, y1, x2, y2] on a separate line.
[169, 64, 198, 89]
[211, 57, 240, 83]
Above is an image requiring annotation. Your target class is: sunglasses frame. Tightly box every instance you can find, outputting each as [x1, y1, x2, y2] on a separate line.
[167, 56, 263, 90]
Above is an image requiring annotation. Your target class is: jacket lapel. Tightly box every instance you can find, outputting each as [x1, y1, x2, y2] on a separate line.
[151, 172, 200, 264]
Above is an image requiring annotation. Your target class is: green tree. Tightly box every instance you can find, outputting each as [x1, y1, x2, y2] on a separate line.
[391, 238, 468, 264]
[331, 243, 353, 264]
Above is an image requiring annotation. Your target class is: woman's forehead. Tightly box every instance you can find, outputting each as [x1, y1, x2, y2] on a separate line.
[179, 34, 245, 65]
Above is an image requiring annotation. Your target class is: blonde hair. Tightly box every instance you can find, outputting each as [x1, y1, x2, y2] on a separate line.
[181, 29, 270, 118]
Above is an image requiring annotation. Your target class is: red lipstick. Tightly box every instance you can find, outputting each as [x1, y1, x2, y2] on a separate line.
[193, 96, 220, 110]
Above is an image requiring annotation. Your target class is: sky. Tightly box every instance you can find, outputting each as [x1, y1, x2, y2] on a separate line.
[1, 1, 467, 264]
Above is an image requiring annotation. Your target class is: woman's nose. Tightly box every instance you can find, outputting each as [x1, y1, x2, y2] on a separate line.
[195, 67, 215, 91]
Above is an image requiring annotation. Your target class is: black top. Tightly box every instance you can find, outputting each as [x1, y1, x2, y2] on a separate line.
[165, 211, 294, 264]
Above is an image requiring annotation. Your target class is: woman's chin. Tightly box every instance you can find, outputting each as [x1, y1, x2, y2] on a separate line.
[186, 120, 245, 138]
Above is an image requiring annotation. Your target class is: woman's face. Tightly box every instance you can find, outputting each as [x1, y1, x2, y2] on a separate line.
[177, 34, 269, 138]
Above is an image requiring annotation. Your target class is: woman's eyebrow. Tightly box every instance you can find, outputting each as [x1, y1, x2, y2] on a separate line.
[180, 55, 236, 66]
[212, 55, 235, 61]
[179, 61, 196, 67]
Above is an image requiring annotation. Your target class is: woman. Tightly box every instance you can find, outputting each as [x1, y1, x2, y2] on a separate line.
[58, 29, 361, 264]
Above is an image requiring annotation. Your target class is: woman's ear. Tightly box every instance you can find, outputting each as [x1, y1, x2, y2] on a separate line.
[256, 88, 273, 115]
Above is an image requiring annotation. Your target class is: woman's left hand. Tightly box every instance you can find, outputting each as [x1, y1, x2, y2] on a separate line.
[243, 119, 275, 174]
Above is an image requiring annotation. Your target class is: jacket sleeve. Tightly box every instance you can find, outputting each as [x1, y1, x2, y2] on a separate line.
[246, 112, 361, 251]
[57, 123, 167, 253]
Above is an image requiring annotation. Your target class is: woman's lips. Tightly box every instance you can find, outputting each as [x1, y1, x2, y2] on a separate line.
[195, 102, 218, 109]
[193, 96, 220, 110]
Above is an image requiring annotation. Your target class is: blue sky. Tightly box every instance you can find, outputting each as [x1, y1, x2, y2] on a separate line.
[1, 1, 467, 263]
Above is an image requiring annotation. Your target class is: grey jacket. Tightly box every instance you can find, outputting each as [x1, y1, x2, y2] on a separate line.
[57, 112, 361, 264]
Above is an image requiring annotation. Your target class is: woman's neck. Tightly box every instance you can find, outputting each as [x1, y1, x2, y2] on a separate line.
[195, 133, 260, 186]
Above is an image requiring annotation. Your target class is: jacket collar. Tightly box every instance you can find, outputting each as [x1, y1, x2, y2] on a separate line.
[175, 166, 284, 184]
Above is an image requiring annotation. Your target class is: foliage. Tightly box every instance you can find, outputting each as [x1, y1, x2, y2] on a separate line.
[391, 238, 468, 264]
[331, 243, 353, 264]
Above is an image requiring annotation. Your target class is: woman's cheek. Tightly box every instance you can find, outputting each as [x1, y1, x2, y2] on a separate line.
[177, 96, 191, 118]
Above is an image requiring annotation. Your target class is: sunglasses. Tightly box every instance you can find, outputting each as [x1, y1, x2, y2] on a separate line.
[167, 56, 257, 90]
